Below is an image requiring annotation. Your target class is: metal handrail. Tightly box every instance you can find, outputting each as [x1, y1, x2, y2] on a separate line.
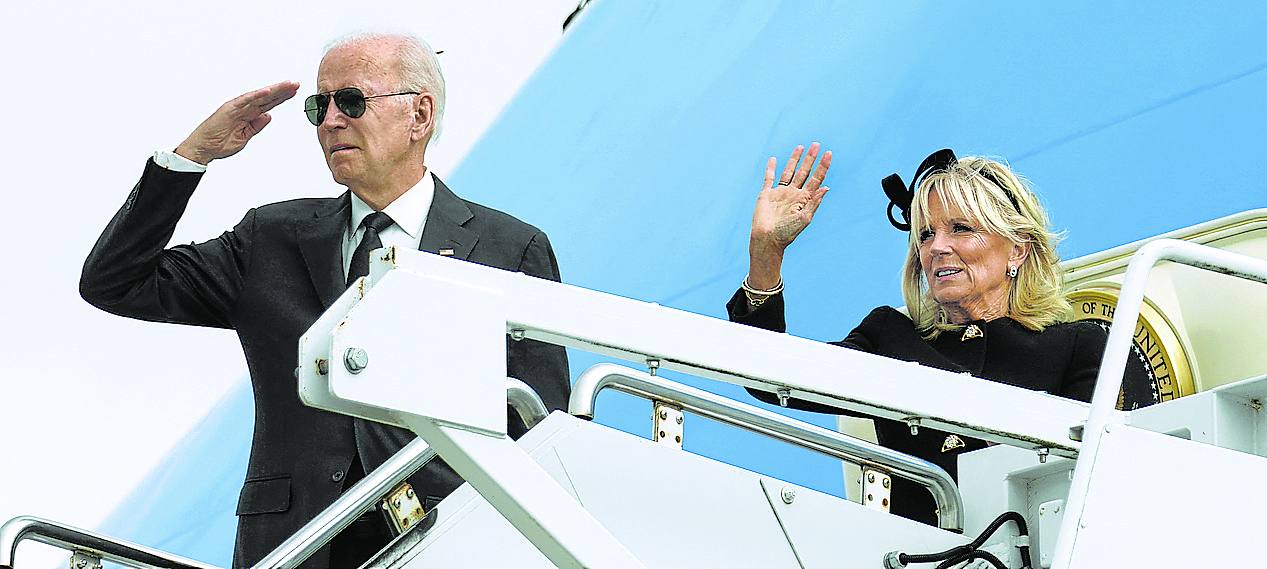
[505, 378, 551, 429]
[1, 378, 550, 569]
[251, 442, 436, 569]
[252, 377, 549, 569]
[1052, 239, 1267, 565]
[0, 516, 220, 569]
[569, 364, 964, 531]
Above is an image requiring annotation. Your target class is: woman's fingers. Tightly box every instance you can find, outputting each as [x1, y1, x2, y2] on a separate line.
[779, 145, 803, 185]
[775, 142, 830, 190]
[805, 149, 832, 191]
[768, 143, 831, 212]
[762, 156, 777, 192]
[791, 142, 820, 187]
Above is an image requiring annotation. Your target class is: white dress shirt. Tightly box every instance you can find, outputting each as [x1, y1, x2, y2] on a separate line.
[342, 172, 435, 277]
[153, 149, 438, 280]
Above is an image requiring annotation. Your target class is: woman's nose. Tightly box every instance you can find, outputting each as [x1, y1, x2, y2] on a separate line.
[928, 232, 952, 254]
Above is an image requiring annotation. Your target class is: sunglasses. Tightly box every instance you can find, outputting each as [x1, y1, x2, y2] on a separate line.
[303, 87, 420, 126]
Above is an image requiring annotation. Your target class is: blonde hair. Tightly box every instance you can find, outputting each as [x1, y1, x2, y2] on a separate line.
[899, 156, 1069, 338]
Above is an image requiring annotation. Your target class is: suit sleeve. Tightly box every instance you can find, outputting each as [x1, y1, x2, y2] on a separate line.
[80, 158, 253, 329]
[506, 230, 571, 428]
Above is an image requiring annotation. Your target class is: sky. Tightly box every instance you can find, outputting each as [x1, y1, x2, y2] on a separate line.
[0, 1, 577, 566]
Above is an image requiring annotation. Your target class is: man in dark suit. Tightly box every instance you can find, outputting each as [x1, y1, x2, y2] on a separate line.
[80, 32, 569, 569]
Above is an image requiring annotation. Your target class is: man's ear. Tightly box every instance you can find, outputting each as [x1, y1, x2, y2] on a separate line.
[410, 93, 435, 142]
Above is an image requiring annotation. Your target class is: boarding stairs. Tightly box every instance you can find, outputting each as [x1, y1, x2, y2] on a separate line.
[6, 211, 1267, 569]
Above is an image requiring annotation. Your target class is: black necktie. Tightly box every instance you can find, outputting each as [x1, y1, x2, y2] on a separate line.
[346, 211, 395, 287]
[342, 210, 413, 533]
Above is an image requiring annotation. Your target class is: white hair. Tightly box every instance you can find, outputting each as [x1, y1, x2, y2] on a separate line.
[324, 31, 446, 140]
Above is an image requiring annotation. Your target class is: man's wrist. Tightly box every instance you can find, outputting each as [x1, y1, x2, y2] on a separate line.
[173, 140, 213, 167]
[154, 149, 208, 173]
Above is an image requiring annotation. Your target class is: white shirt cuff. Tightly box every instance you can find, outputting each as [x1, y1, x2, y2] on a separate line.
[153, 149, 208, 173]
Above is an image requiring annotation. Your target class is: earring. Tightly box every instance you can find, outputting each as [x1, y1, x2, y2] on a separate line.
[1007, 266, 1018, 278]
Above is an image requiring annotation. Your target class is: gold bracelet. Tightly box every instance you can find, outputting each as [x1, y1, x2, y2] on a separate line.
[742, 276, 783, 307]
[744, 290, 770, 307]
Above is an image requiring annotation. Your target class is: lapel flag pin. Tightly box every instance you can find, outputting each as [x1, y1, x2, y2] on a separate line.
[439, 248, 455, 257]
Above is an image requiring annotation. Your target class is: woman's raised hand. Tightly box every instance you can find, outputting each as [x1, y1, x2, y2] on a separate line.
[752, 143, 832, 248]
[747, 143, 832, 289]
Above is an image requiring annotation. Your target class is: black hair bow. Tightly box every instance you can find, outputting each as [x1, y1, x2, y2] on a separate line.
[881, 148, 1020, 232]
[881, 149, 957, 231]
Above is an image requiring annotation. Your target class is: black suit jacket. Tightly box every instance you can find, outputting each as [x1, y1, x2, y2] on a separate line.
[726, 290, 1134, 526]
[80, 159, 570, 568]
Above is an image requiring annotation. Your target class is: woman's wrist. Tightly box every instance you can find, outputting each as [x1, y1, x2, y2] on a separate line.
[744, 238, 785, 309]
[745, 272, 781, 294]
[747, 242, 785, 290]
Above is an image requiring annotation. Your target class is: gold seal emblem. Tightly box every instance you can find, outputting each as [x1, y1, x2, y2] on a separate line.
[1066, 286, 1194, 407]
[941, 434, 966, 453]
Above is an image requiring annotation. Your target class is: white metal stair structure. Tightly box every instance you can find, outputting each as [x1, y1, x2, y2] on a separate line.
[387, 409, 966, 568]
[6, 234, 1267, 568]
[1048, 239, 1267, 568]
[290, 248, 988, 568]
[296, 240, 1267, 568]
[376, 362, 966, 568]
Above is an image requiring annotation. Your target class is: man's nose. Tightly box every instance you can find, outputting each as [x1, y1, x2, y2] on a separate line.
[320, 98, 348, 129]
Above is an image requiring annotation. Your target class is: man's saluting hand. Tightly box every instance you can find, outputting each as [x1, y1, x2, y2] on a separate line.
[175, 81, 300, 165]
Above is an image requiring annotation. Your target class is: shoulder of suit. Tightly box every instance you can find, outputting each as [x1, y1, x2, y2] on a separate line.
[862, 306, 911, 326]
[849, 306, 916, 342]
[1030, 318, 1102, 336]
[460, 198, 547, 240]
[250, 196, 343, 221]
[1047, 318, 1108, 343]
[992, 318, 1105, 359]
[435, 176, 547, 240]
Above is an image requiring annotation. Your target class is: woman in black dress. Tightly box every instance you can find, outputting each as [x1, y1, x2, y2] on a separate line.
[729, 144, 1128, 526]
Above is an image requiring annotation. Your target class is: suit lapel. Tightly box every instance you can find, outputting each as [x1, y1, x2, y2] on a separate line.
[297, 192, 352, 309]
[419, 176, 478, 259]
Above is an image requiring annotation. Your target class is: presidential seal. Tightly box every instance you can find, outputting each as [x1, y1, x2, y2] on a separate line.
[1066, 286, 1195, 409]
